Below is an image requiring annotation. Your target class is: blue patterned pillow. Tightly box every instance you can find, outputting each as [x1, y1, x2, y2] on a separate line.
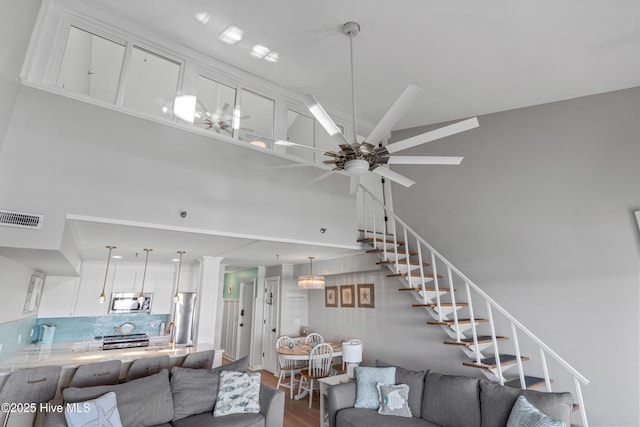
[354, 367, 396, 409]
[507, 395, 566, 427]
[213, 371, 261, 417]
[377, 383, 412, 417]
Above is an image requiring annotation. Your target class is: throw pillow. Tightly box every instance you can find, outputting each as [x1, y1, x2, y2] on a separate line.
[377, 383, 412, 418]
[353, 366, 396, 409]
[213, 371, 261, 417]
[376, 359, 426, 417]
[64, 391, 123, 427]
[171, 355, 249, 421]
[507, 395, 566, 427]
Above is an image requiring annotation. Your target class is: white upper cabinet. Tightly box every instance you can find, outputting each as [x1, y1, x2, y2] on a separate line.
[38, 276, 80, 318]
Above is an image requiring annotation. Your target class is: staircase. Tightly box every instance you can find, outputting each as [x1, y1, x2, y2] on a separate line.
[357, 186, 589, 425]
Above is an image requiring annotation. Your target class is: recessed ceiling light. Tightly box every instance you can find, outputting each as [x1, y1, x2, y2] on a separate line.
[171, 258, 180, 262]
[195, 12, 211, 24]
[264, 51, 279, 63]
[219, 26, 243, 45]
[112, 255, 123, 259]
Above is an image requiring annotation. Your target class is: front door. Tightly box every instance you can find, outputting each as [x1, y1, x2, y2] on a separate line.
[262, 276, 280, 373]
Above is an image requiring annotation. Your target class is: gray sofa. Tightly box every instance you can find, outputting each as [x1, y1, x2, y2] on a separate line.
[44, 357, 284, 427]
[328, 361, 573, 427]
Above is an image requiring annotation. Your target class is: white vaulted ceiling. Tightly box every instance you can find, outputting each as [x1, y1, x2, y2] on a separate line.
[86, 0, 640, 129]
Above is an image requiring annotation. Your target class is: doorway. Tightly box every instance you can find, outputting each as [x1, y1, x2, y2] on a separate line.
[236, 279, 255, 360]
[262, 276, 281, 373]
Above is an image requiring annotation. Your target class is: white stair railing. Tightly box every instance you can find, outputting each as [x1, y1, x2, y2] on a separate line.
[358, 186, 589, 426]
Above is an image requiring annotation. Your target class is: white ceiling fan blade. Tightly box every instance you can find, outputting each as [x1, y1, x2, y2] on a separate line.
[302, 94, 351, 148]
[256, 163, 320, 170]
[349, 174, 360, 194]
[384, 117, 479, 154]
[366, 84, 424, 145]
[386, 156, 464, 165]
[371, 167, 416, 188]
[307, 169, 336, 185]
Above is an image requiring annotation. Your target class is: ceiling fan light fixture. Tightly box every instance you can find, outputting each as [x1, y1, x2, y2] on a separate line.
[219, 26, 243, 45]
[344, 159, 369, 175]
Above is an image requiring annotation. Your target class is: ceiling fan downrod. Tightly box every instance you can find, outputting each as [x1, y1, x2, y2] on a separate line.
[343, 22, 360, 150]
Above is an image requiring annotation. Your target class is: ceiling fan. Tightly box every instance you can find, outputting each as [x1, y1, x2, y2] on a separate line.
[275, 22, 479, 193]
[194, 101, 252, 135]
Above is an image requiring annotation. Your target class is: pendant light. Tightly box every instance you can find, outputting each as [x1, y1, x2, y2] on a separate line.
[298, 256, 325, 289]
[173, 250, 186, 303]
[99, 245, 116, 303]
[138, 248, 152, 304]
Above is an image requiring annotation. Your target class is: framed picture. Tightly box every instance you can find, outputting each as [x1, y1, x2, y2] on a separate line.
[23, 274, 44, 313]
[340, 285, 355, 308]
[325, 286, 338, 307]
[357, 283, 375, 308]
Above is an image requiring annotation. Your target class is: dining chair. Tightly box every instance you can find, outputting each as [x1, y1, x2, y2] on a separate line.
[297, 342, 333, 408]
[182, 350, 215, 369]
[276, 336, 304, 399]
[125, 355, 169, 381]
[70, 360, 122, 387]
[0, 366, 62, 427]
[304, 332, 324, 345]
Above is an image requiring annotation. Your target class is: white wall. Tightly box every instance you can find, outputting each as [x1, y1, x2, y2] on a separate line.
[0, 0, 40, 152]
[387, 88, 639, 426]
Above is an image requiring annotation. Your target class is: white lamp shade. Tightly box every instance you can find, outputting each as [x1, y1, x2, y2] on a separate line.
[341, 342, 362, 363]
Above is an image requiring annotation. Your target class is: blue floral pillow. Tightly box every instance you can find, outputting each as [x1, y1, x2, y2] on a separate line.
[353, 367, 396, 409]
[507, 395, 565, 427]
[213, 371, 261, 417]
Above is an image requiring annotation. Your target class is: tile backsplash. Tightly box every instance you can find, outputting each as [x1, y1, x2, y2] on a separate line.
[0, 316, 37, 363]
[35, 314, 170, 343]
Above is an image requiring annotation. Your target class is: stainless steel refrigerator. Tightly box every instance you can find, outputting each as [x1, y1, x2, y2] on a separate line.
[175, 292, 197, 345]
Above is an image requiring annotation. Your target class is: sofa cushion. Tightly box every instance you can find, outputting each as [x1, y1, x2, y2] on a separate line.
[337, 408, 438, 427]
[171, 356, 249, 421]
[376, 360, 426, 417]
[421, 371, 481, 427]
[213, 371, 261, 417]
[172, 412, 264, 427]
[63, 369, 173, 427]
[354, 367, 396, 409]
[507, 395, 565, 427]
[479, 381, 572, 427]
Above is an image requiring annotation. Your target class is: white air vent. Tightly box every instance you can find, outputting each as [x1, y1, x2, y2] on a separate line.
[0, 210, 44, 229]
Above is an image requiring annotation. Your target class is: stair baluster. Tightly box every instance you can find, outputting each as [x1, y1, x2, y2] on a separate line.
[465, 282, 481, 364]
[486, 302, 504, 385]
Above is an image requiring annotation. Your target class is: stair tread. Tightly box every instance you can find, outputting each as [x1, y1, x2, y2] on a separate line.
[398, 287, 451, 292]
[443, 336, 508, 346]
[427, 318, 489, 326]
[413, 302, 468, 307]
[504, 376, 550, 390]
[377, 260, 430, 266]
[463, 354, 530, 370]
[358, 237, 406, 246]
[387, 273, 443, 278]
[367, 248, 418, 255]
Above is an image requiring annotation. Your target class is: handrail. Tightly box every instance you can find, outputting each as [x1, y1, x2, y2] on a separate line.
[359, 185, 589, 386]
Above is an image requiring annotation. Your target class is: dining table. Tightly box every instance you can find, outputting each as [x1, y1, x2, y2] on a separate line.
[276, 341, 343, 401]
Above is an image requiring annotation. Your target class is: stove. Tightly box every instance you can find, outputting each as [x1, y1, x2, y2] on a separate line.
[102, 333, 150, 350]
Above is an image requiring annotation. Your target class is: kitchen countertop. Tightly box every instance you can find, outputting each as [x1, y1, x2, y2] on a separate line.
[0, 341, 219, 373]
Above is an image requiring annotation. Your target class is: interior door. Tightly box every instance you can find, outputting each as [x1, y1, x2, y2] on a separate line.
[236, 279, 255, 360]
[262, 276, 280, 373]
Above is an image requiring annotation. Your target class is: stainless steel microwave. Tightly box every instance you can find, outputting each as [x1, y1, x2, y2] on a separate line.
[109, 292, 152, 314]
